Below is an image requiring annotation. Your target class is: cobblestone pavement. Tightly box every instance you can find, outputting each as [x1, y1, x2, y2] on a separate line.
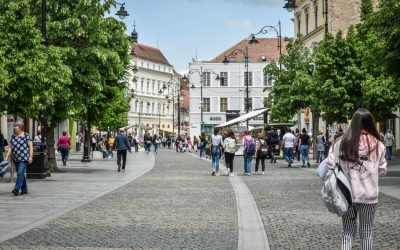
[235, 159, 400, 250]
[0, 150, 237, 250]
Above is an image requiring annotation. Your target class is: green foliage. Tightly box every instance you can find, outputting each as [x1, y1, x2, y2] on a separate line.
[263, 34, 314, 122]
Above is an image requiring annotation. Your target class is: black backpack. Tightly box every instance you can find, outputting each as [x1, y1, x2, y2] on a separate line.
[258, 139, 268, 157]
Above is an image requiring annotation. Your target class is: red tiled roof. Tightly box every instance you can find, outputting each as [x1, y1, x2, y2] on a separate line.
[131, 43, 172, 66]
[210, 37, 289, 63]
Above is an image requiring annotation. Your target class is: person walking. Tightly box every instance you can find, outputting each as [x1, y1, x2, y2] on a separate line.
[316, 130, 326, 163]
[281, 128, 296, 168]
[114, 128, 132, 172]
[255, 133, 267, 175]
[5, 121, 33, 196]
[223, 130, 236, 176]
[152, 134, 159, 154]
[298, 128, 311, 167]
[132, 135, 138, 152]
[91, 134, 97, 152]
[57, 131, 71, 166]
[144, 132, 152, 154]
[326, 108, 387, 250]
[294, 128, 301, 162]
[199, 132, 206, 159]
[242, 130, 255, 175]
[0, 130, 4, 163]
[193, 136, 199, 153]
[384, 129, 396, 160]
[211, 129, 223, 176]
[267, 126, 278, 163]
[107, 134, 115, 157]
[75, 132, 81, 152]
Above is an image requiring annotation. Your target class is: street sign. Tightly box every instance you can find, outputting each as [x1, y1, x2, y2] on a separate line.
[201, 121, 205, 124]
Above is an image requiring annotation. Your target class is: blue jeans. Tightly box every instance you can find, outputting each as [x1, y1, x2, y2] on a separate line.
[243, 151, 253, 174]
[146, 143, 151, 152]
[59, 146, 69, 162]
[200, 142, 205, 158]
[211, 147, 221, 171]
[13, 161, 28, 193]
[99, 149, 109, 158]
[154, 143, 158, 153]
[300, 145, 309, 165]
[317, 151, 324, 161]
[283, 147, 293, 163]
[386, 146, 393, 159]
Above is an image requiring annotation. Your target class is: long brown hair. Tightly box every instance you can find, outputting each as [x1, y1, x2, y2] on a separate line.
[337, 108, 380, 162]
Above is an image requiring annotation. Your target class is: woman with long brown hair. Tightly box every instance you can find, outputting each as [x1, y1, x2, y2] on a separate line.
[326, 108, 387, 250]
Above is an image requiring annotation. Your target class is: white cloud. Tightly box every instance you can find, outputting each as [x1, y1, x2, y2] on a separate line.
[224, 18, 251, 29]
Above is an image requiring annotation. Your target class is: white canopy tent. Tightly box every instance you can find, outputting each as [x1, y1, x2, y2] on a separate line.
[215, 108, 270, 128]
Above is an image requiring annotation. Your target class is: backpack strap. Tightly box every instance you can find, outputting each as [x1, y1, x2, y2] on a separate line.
[334, 138, 342, 166]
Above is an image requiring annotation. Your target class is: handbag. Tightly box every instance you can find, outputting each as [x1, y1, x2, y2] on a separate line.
[279, 150, 283, 157]
[146, 140, 151, 144]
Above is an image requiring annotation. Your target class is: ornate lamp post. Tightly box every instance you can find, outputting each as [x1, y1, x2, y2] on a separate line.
[249, 21, 282, 70]
[221, 48, 251, 130]
[182, 68, 220, 133]
[159, 79, 181, 135]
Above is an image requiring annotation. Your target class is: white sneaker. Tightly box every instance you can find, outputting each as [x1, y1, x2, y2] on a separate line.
[255, 172, 258, 175]
[122, 169, 125, 172]
[215, 172, 219, 176]
[261, 172, 265, 175]
[108, 156, 111, 158]
[230, 173, 233, 177]
[247, 173, 251, 176]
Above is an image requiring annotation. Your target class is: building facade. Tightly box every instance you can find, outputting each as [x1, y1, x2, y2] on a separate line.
[128, 26, 181, 136]
[188, 37, 287, 138]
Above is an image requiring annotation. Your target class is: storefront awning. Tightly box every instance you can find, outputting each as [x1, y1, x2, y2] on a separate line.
[215, 108, 270, 128]
[120, 124, 136, 130]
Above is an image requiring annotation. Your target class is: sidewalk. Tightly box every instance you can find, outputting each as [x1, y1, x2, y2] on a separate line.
[0, 150, 154, 244]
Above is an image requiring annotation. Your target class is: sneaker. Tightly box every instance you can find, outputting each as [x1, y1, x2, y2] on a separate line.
[122, 169, 125, 172]
[227, 169, 230, 176]
[274, 159, 276, 163]
[288, 163, 291, 168]
[215, 172, 219, 176]
[63, 160, 66, 166]
[247, 173, 251, 176]
[230, 173, 233, 177]
[118, 164, 121, 172]
[255, 171, 258, 175]
[12, 189, 18, 196]
[20, 191, 28, 195]
[261, 172, 264, 175]
[212, 170, 215, 176]
[108, 156, 111, 158]
[301, 165, 306, 168]
[307, 162, 310, 167]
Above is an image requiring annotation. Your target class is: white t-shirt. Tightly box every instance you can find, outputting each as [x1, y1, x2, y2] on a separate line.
[283, 133, 296, 148]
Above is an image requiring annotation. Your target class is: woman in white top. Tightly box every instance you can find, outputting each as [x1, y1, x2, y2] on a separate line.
[211, 129, 223, 176]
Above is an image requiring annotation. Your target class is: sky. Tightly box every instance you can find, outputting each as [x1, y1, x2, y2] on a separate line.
[107, 0, 294, 73]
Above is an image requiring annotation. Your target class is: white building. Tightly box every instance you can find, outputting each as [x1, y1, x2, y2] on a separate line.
[128, 25, 181, 136]
[188, 37, 287, 138]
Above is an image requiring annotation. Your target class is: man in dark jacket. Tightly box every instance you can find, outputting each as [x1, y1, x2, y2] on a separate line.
[267, 126, 278, 163]
[0, 130, 4, 162]
[114, 129, 132, 172]
[334, 128, 344, 140]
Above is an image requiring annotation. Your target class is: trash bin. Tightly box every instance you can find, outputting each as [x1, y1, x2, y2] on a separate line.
[324, 141, 331, 159]
[27, 142, 47, 179]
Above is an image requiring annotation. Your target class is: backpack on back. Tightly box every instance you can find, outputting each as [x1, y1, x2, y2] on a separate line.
[225, 138, 236, 153]
[245, 137, 255, 154]
[258, 139, 268, 157]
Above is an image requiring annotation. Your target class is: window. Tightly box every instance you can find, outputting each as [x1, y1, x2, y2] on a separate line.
[152, 103, 155, 114]
[157, 82, 160, 93]
[169, 68, 171, 73]
[203, 98, 210, 112]
[314, 5, 318, 29]
[158, 66, 160, 70]
[134, 101, 138, 112]
[141, 79, 144, 93]
[202, 72, 210, 86]
[297, 17, 301, 34]
[220, 72, 228, 86]
[220, 98, 228, 112]
[244, 72, 252, 86]
[147, 63, 149, 69]
[153, 64, 155, 69]
[141, 62, 143, 67]
[147, 80, 149, 93]
[164, 67, 166, 72]
[134, 61, 137, 66]
[152, 81, 155, 93]
[230, 57, 236, 63]
[305, 10, 309, 34]
[135, 82, 138, 92]
[263, 74, 273, 86]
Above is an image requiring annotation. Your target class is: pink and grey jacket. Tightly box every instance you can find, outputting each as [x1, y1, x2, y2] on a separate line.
[326, 134, 387, 204]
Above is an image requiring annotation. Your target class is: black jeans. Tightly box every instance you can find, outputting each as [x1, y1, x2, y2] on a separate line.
[255, 155, 266, 172]
[117, 149, 127, 169]
[267, 144, 276, 160]
[134, 143, 138, 152]
[225, 152, 235, 172]
[295, 145, 300, 161]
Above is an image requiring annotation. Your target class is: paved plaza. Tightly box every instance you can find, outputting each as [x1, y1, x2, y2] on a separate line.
[0, 148, 399, 249]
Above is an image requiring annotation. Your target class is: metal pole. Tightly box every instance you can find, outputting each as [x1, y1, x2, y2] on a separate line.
[279, 21, 282, 70]
[200, 67, 203, 133]
[245, 47, 249, 131]
[178, 93, 181, 136]
[81, 98, 90, 162]
[324, 0, 328, 34]
[172, 86, 175, 136]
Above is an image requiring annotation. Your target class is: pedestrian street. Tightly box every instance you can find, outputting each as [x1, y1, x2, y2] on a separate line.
[0, 148, 399, 250]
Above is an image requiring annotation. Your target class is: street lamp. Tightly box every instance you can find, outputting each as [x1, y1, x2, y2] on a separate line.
[221, 48, 251, 130]
[134, 98, 150, 136]
[159, 79, 181, 135]
[283, 0, 297, 12]
[249, 21, 282, 69]
[114, 2, 129, 20]
[182, 68, 220, 133]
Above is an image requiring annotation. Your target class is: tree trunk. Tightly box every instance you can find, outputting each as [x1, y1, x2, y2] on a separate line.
[46, 127, 61, 172]
[311, 110, 321, 160]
